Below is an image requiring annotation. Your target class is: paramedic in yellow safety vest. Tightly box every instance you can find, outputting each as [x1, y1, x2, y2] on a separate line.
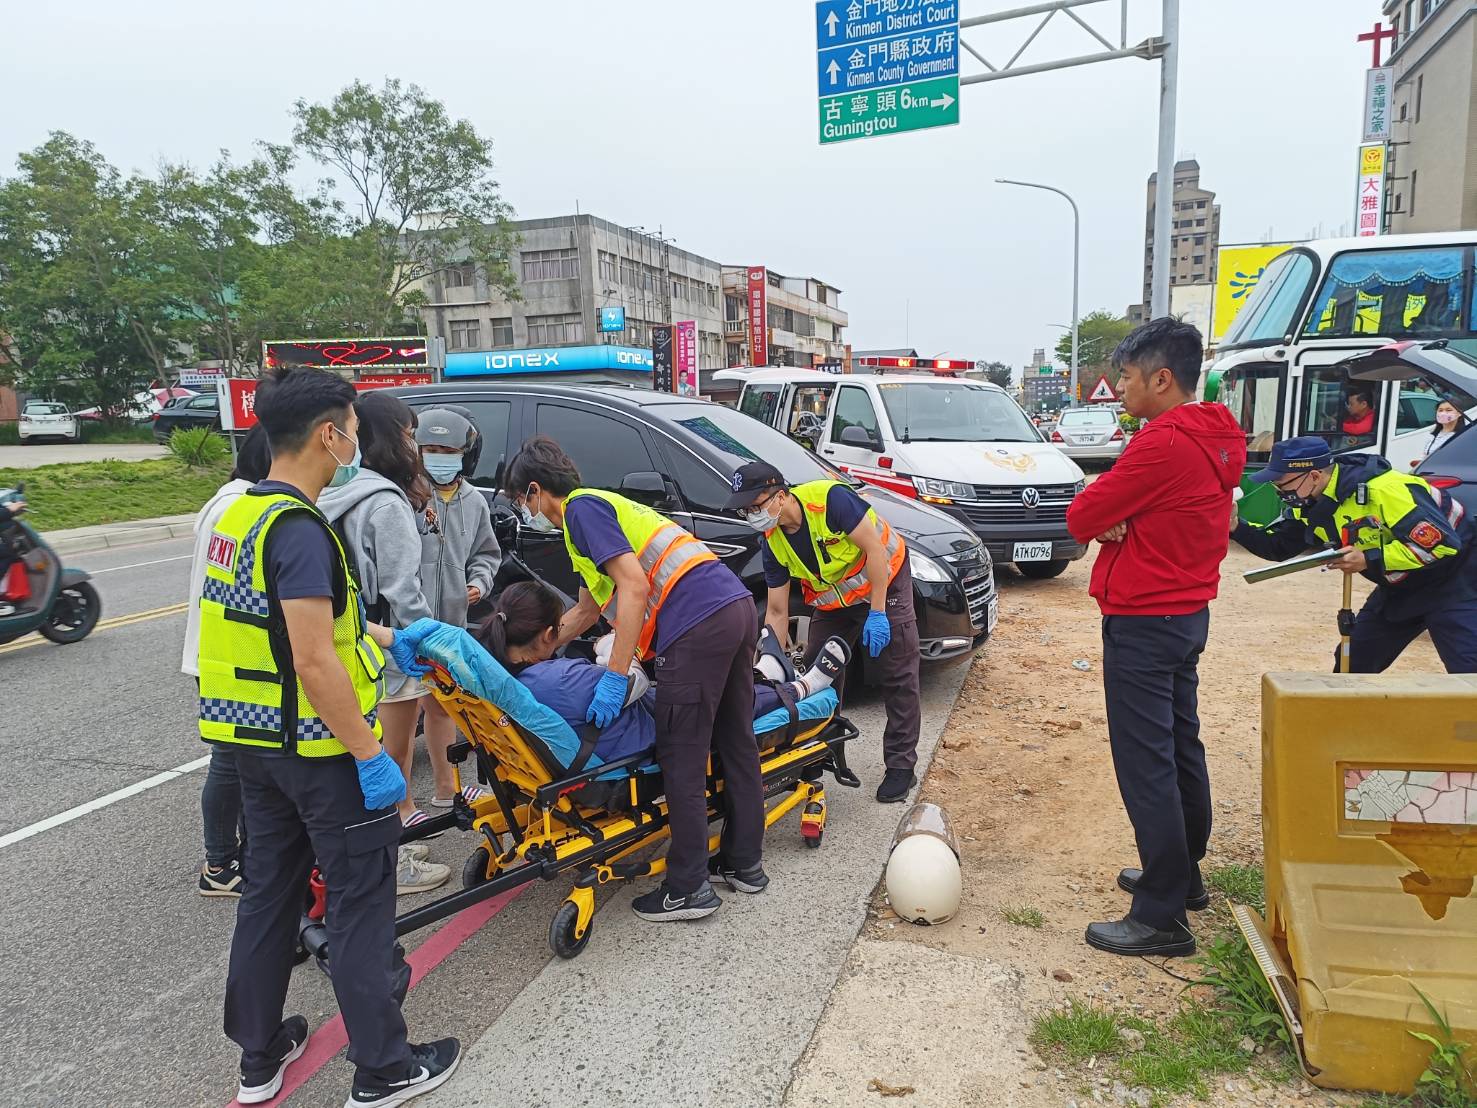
[1233, 436, 1477, 673]
[504, 435, 768, 923]
[200, 368, 459, 1106]
[726, 461, 921, 804]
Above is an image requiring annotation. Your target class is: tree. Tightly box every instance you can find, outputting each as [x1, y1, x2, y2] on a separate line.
[0, 133, 179, 417]
[288, 78, 519, 333]
[978, 360, 1013, 389]
[1054, 311, 1134, 379]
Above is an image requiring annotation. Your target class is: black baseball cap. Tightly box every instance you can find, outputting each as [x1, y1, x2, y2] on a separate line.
[724, 461, 787, 510]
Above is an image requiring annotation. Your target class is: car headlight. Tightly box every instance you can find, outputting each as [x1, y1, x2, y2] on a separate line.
[909, 550, 952, 582]
[912, 476, 975, 503]
[1073, 478, 1086, 495]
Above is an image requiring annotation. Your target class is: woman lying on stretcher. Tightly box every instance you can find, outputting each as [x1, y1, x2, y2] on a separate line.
[475, 581, 850, 766]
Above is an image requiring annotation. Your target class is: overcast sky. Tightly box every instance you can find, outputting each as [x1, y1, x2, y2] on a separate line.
[4, 0, 1362, 373]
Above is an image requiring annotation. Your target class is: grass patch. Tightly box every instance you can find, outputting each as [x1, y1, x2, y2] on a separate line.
[1000, 905, 1045, 929]
[0, 457, 229, 531]
[165, 426, 229, 467]
[1206, 863, 1265, 910]
[1032, 929, 1302, 1104]
[1031, 1000, 1123, 1061]
[81, 422, 155, 444]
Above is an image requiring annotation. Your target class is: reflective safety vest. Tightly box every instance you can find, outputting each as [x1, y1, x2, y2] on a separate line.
[562, 488, 717, 660]
[764, 479, 906, 610]
[197, 491, 384, 757]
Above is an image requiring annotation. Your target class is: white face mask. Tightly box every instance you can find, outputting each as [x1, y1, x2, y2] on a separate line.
[744, 499, 781, 533]
[518, 485, 559, 533]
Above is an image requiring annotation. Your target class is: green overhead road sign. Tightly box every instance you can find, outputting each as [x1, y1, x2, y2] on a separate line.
[819, 76, 959, 145]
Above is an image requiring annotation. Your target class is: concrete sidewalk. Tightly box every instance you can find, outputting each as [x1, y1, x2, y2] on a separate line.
[428, 664, 971, 1108]
[43, 513, 196, 555]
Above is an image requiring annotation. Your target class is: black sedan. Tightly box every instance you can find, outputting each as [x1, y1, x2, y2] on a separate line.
[152, 393, 220, 442]
[390, 381, 998, 678]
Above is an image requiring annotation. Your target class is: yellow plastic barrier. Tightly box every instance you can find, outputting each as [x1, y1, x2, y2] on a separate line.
[1234, 673, 1477, 1094]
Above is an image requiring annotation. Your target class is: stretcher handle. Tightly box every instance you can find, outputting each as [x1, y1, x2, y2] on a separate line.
[534, 748, 653, 806]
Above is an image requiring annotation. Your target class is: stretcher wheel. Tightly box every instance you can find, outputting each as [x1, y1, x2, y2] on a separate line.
[462, 846, 494, 890]
[803, 826, 823, 849]
[801, 799, 825, 849]
[549, 900, 592, 960]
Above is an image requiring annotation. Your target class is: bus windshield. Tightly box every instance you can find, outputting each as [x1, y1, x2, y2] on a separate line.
[1303, 246, 1470, 338]
[875, 382, 1040, 442]
[1220, 250, 1317, 347]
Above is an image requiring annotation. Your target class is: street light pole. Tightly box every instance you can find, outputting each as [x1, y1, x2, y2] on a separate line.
[997, 178, 1080, 406]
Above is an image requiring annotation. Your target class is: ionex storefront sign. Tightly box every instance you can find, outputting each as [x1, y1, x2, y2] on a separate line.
[444, 344, 654, 377]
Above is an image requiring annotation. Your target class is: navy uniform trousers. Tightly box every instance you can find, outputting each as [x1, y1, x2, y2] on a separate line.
[1100, 609, 1212, 931]
[1345, 586, 1477, 673]
[225, 752, 412, 1079]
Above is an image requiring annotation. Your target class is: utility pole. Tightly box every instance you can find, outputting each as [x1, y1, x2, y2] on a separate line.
[1149, 0, 1179, 319]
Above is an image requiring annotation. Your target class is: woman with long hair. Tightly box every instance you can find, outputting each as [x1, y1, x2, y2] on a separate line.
[319, 390, 451, 895]
[1416, 399, 1471, 465]
[475, 580, 850, 772]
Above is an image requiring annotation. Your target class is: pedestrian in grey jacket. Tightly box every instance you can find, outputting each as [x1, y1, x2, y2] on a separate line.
[316, 393, 453, 894]
[416, 407, 502, 810]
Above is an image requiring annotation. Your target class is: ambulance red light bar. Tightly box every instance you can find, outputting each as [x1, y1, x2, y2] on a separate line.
[855, 357, 974, 373]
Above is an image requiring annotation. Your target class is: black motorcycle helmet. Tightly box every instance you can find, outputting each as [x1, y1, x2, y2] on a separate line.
[439, 403, 483, 479]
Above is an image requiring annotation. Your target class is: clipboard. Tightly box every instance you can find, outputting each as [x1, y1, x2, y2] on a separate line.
[1243, 547, 1343, 584]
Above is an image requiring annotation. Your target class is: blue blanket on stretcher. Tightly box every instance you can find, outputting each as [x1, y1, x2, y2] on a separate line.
[415, 623, 838, 776]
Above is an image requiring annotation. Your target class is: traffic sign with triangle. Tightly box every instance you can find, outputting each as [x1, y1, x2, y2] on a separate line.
[1087, 374, 1118, 403]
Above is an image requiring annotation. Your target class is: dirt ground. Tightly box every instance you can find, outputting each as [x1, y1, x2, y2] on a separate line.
[786, 544, 1446, 1108]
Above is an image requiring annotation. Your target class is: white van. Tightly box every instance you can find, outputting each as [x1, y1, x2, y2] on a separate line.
[722, 368, 1088, 578]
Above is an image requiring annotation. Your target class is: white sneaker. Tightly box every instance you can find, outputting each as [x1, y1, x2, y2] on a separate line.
[401, 842, 431, 863]
[396, 847, 450, 895]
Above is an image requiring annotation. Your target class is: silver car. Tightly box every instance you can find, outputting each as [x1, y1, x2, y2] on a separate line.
[1049, 406, 1125, 461]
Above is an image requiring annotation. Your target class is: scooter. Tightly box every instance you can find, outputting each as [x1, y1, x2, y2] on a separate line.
[0, 483, 102, 647]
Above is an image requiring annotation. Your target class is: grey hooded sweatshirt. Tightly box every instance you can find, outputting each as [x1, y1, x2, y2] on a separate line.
[318, 469, 433, 695]
[421, 477, 501, 628]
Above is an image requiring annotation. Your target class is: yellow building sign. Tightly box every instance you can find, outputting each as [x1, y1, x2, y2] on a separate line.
[1212, 243, 1295, 342]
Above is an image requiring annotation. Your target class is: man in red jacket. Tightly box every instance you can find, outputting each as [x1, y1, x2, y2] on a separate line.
[1065, 318, 1247, 959]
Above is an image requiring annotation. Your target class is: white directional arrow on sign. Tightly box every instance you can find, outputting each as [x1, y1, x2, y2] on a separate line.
[826, 59, 841, 85]
[930, 92, 956, 109]
[824, 10, 839, 36]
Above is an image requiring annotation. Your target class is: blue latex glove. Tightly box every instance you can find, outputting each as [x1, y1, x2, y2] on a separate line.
[355, 750, 407, 810]
[861, 610, 892, 658]
[586, 669, 629, 728]
[389, 618, 442, 677]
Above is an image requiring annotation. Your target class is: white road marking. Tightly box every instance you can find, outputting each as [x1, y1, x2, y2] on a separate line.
[0, 754, 210, 849]
[91, 553, 192, 574]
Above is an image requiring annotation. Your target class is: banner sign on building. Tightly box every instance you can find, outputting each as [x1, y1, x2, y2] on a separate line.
[444, 345, 653, 377]
[1355, 143, 1387, 238]
[262, 337, 428, 371]
[747, 268, 769, 367]
[1362, 66, 1394, 142]
[652, 325, 675, 393]
[675, 320, 698, 397]
[1212, 243, 1295, 341]
[218, 374, 435, 429]
[599, 306, 626, 333]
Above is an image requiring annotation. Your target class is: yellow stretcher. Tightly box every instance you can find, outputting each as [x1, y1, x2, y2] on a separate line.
[390, 662, 860, 958]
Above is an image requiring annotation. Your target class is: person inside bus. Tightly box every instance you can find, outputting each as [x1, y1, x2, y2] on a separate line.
[1341, 384, 1377, 440]
[1414, 399, 1471, 466]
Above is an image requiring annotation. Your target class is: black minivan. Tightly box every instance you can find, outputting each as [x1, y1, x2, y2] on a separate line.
[391, 382, 997, 672]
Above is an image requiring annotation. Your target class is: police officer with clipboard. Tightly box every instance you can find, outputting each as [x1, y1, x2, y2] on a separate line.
[726, 461, 920, 803]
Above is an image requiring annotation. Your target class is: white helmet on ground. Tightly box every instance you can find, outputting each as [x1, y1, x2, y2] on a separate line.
[884, 802, 962, 925]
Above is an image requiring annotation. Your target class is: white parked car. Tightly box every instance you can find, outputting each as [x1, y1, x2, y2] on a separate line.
[1049, 406, 1127, 462]
[18, 401, 81, 444]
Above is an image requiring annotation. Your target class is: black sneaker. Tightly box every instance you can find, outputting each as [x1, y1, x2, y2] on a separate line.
[237, 1015, 309, 1104]
[631, 882, 722, 921]
[199, 859, 245, 898]
[875, 768, 916, 803]
[707, 859, 770, 894]
[346, 1038, 461, 1106]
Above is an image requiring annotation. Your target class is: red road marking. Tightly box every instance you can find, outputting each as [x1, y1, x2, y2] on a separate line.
[226, 885, 529, 1106]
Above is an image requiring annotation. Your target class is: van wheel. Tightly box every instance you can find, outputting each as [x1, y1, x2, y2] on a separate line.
[1017, 559, 1069, 580]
